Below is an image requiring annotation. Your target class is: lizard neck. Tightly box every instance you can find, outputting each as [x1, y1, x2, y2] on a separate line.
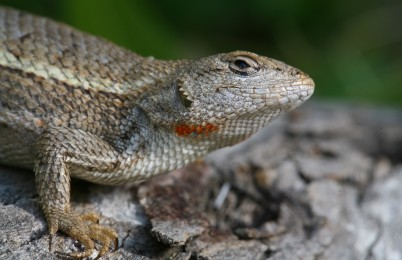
[91, 106, 284, 185]
[124, 108, 281, 180]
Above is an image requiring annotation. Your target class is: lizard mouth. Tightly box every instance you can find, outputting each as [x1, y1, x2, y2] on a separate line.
[215, 85, 239, 94]
[274, 77, 315, 107]
[215, 77, 314, 100]
[292, 77, 315, 102]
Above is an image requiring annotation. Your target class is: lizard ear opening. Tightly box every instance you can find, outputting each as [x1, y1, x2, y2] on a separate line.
[177, 85, 193, 108]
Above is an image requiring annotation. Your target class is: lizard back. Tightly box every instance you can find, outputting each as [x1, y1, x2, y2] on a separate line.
[0, 7, 178, 167]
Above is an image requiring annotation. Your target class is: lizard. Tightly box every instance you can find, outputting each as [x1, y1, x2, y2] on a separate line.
[0, 6, 314, 259]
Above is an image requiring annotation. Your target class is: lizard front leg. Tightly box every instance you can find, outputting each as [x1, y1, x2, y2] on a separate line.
[34, 127, 119, 259]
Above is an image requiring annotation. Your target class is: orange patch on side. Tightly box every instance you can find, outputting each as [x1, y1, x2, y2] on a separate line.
[175, 123, 219, 137]
[34, 118, 45, 128]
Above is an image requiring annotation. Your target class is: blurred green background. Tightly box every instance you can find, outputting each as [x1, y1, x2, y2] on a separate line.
[1, 0, 401, 106]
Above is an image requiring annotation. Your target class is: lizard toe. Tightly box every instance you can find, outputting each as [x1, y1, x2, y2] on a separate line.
[80, 212, 101, 224]
[87, 222, 119, 259]
[47, 211, 117, 259]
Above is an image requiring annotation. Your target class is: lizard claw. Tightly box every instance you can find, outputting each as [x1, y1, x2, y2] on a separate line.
[55, 250, 79, 259]
[80, 212, 101, 224]
[47, 211, 118, 259]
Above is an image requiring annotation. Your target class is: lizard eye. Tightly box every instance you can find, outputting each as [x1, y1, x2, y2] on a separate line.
[229, 56, 260, 76]
[234, 59, 251, 69]
[178, 86, 193, 108]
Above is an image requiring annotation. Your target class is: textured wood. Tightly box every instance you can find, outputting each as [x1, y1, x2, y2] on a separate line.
[1, 102, 402, 259]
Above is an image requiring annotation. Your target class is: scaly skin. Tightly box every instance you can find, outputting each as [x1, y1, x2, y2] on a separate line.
[0, 7, 314, 259]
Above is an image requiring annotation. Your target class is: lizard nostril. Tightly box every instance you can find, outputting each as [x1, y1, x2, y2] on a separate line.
[291, 69, 301, 76]
[275, 67, 283, 72]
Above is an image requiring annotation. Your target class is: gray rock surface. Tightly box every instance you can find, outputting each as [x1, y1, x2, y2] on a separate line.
[1, 102, 402, 259]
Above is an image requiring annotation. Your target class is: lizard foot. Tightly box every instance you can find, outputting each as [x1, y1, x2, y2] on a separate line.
[47, 211, 118, 259]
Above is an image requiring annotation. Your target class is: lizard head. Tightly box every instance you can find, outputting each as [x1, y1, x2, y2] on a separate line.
[140, 51, 314, 144]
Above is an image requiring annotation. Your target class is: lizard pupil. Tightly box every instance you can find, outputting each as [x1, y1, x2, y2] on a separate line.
[234, 59, 250, 69]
